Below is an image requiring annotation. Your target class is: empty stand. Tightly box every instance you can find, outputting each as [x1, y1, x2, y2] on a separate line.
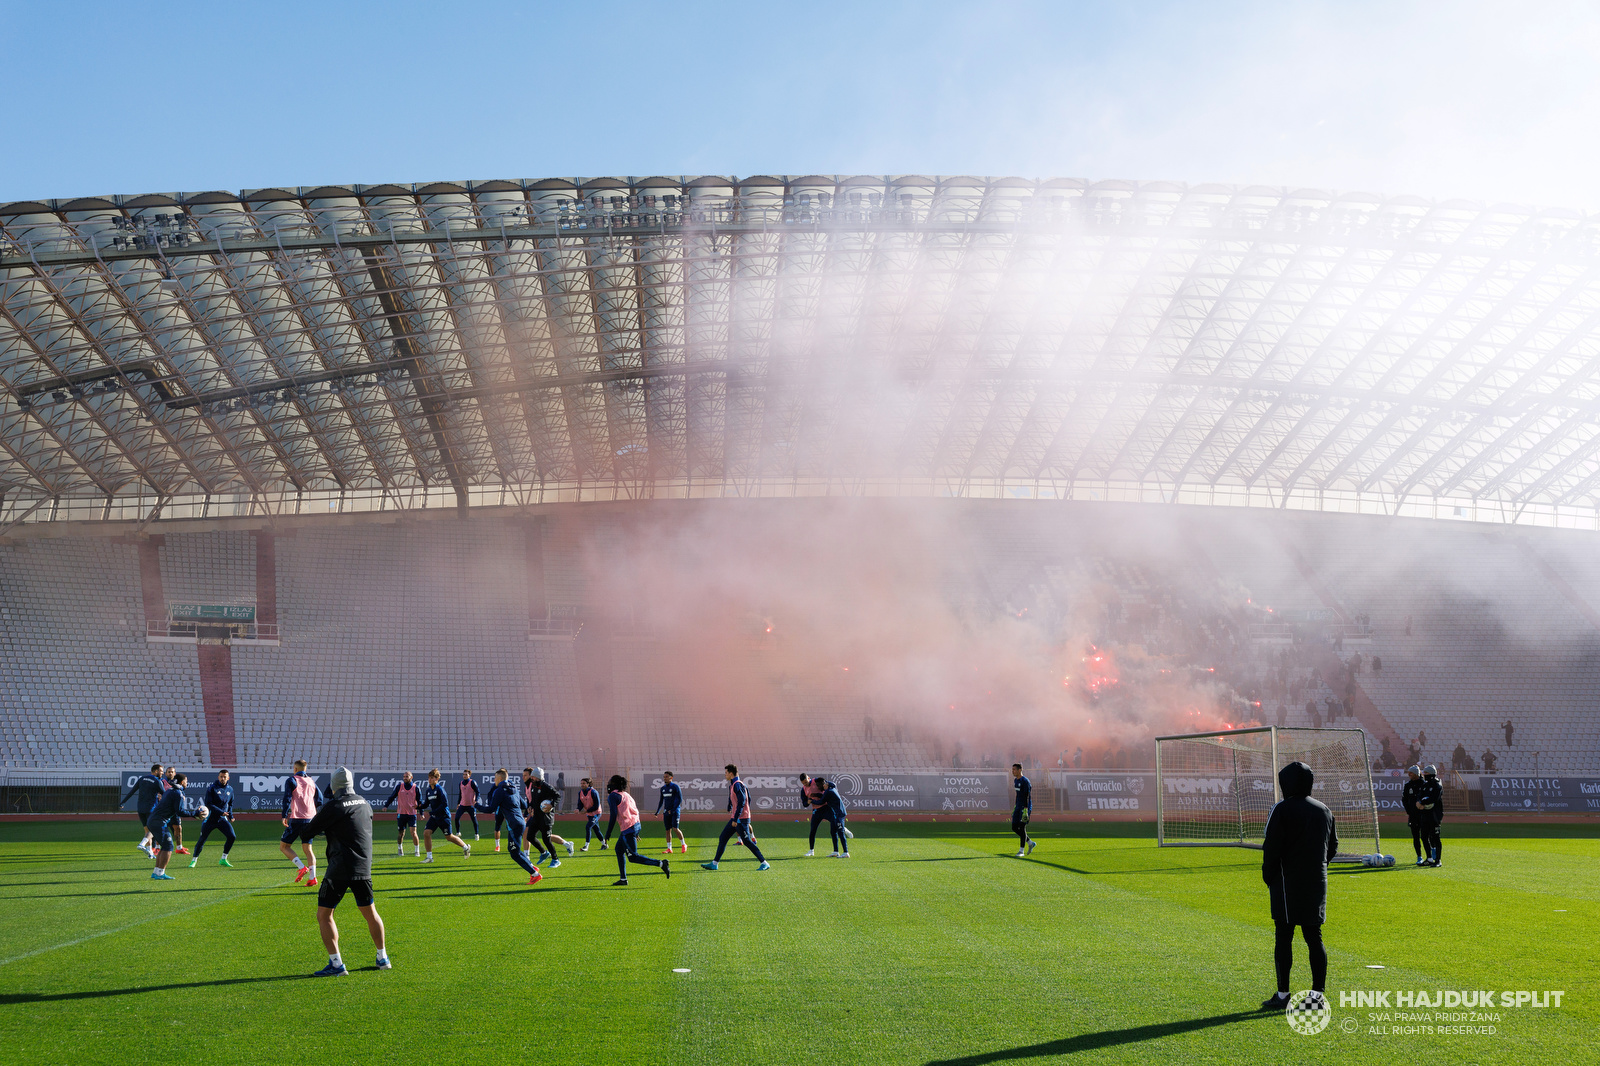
[0, 539, 208, 767]
[230, 521, 591, 773]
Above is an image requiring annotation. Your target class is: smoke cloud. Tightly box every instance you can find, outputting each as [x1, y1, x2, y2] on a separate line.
[564, 499, 1250, 769]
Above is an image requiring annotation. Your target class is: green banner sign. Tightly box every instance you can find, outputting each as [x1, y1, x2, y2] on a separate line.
[168, 603, 255, 622]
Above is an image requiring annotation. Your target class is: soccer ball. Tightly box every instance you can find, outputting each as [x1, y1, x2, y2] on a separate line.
[540, 800, 554, 812]
[197, 805, 210, 820]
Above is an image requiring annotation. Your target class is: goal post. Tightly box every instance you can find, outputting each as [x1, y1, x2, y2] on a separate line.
[1154, 726, 1379, 861]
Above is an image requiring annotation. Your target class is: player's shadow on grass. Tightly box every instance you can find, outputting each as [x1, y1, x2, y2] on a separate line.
[0, 886, 247, 899]
[0, 975, 307, 1004]
[1020, 858, 1251, 876]
[923, 1010, 1261, 1063]
[391, 884, 621, 899]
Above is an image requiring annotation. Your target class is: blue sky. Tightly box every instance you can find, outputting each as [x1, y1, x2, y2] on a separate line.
[5, 0, 1600, 208]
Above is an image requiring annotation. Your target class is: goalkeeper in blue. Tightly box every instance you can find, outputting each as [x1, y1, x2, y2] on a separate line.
[474, 768, 543, 886]
[700, 765, 769, 872]
[1010, 763, 1036, 857]
[146, 772, 206, 880]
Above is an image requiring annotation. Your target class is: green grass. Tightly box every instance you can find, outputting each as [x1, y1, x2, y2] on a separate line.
[0, 817, 1594, 1065]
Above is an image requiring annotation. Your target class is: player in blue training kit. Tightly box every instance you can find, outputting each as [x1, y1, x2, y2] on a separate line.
[120, 763, 164, 856]
[701, 765, 769, 872]
[819, 778, 851, 858]
[191, 770, 237, 867]
[576, 777, 607, 851]
[145, 772, 205, 879]
[656, 771, 686, 853]
[418, 769, 471, 862]
[160, 767, 190, 855]
[1010, 763, 1036, 857]
[473, 768, 542, 886]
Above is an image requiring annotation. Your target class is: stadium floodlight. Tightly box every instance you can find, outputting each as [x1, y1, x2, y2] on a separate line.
[1154, 726, 1379, 862]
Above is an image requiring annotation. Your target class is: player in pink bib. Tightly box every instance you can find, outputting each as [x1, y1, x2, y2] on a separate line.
[701, 764, 769, 872]
[382, 771, 421, 856]
[455, 770, 481, 840]
[278, 759, 324, 886]
[603, 775, 669, 886]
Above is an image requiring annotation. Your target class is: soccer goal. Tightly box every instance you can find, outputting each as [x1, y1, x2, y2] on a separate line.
[1154, 726, 1379, 861]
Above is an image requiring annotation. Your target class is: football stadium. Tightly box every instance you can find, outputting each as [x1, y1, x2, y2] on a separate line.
[0, 171, 1595, 1064]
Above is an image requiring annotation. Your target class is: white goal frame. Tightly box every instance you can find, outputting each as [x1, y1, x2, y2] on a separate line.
[1154, 726, 1379, 861]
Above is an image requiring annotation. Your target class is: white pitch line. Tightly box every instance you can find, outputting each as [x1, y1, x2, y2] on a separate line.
[0, 879, 292, 968]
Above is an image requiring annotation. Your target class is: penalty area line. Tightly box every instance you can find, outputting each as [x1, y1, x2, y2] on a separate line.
[0, 879, 295, 968]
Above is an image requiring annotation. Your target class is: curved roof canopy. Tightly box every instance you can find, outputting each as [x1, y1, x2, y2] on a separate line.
[3, 175, 1600, 528]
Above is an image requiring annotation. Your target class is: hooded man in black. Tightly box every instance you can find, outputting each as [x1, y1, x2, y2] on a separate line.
[302, 766, 389, 976]
[1259, 760, 1337, 1010]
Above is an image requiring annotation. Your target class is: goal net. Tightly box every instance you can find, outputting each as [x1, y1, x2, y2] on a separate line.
[1154, 726, 1379, 861]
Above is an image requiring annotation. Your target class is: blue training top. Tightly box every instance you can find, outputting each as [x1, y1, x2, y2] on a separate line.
[419, 781, 451, 815]
[204, 780, 233, 817]
[475, 780, 527, 825]
[145, 787, 203, 830]
[656, 780, 683, 814]
[121, 773, 163, 814]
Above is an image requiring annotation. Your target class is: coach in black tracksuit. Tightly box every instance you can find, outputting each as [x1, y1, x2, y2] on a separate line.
[1416, 766, 1444, 867]
[301, 767, 388, 975]
[1260, 761, 1337, 1010]
[1401, 766, 1426, 863]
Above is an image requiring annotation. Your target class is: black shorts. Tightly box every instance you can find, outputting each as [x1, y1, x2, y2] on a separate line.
[1012, 812, 1029, 831]
[530, 810, 554, 832]
[317, 878, 374, 909]
[662, 810, 681, 829]
[425, 813, 452, 834]
[136, 809, 153, 825]
[281, 818, 311, 845]
[148, 823, 174, 851]
[396, 814, 416, 829]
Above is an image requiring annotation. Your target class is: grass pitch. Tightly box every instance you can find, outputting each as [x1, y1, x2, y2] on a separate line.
[0, 817, 1593, 1065]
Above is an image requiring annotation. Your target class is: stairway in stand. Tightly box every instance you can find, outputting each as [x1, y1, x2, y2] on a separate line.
[197, 643, 237, 766]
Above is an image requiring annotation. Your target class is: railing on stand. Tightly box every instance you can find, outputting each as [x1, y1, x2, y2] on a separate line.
[146, 619, 280, 642]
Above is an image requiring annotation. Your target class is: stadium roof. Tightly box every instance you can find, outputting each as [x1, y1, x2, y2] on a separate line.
[3, 175, 1600, 531]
